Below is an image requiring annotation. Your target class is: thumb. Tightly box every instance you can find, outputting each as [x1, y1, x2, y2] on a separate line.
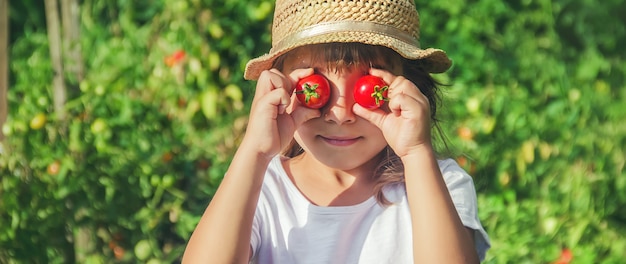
[352, 104, 386, 129]
[290, 104, 321, 127]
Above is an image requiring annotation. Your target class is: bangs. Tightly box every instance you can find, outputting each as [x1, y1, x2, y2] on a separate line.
[274, 43, 403, 73]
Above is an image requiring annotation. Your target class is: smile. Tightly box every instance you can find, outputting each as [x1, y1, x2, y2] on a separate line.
[320, 136, 361, 147]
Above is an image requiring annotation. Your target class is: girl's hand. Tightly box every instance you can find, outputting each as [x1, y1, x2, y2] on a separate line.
[352, 68, 433, 158]
[242, 68, 320, 159]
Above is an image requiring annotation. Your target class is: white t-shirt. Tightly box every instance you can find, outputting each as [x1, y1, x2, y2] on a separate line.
[250, 156, 491, 263]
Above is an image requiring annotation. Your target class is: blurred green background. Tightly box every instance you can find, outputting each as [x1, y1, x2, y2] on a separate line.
[0, 0, 624, 263]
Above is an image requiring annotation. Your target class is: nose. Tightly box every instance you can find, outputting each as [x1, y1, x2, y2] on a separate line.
[323, 80, 357, 125]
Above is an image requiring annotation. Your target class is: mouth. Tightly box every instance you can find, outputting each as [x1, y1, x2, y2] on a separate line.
[319, 135, 361, 147]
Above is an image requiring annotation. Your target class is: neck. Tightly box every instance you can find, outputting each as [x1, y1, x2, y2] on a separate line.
[284, 153, 378, 206]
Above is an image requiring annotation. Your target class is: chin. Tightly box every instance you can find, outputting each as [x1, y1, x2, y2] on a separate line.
[294, 136, 386, 171]
[312, 150, 382, 172]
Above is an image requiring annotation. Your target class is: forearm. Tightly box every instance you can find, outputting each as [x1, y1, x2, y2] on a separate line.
[182, 143, 272, 264]
[402, 145, 478, 264]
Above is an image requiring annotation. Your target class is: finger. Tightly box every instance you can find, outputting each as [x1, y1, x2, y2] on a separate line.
[254, 69, 291, 110]
[291, 104, 321, 127]
[352, 103, 387, 129]
[369, 69, 425, 103]
[253, 86, 292, 116]
[388, 76, 425, 102]
[288, 68, 315, 84]
[255, 70, 278, 95]
[253, 70, 277, 110]
[268, 68, 291, 91]
[369, 69, 422, 105]
[369, 68, 396, 86]
[255, 69, 292, 97]
[387, 92, 416, 115]
[387, 91, 433, 125]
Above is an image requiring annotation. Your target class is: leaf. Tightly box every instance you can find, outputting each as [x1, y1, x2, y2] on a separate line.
[200, 87, 219, 120]
[134, 239, 152, 260]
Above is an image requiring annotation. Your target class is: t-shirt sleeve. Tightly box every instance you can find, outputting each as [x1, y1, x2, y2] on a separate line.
[439, 159, 491, 261]
[250, 207, 261, 260]
[250, 180, 270, 263]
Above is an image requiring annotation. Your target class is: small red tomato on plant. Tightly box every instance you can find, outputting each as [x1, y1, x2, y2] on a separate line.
[458, 126, 474, 141]
[295, 74, 330, 109]
[165, 50, 186, 67]
[354, 75, 389, 109]
[553, 248, 573, 264]
[113, 245, 125, 260]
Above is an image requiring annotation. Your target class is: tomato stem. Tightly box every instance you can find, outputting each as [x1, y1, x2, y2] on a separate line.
[296, 83, 320, 103]
[371, 85, 389, 106]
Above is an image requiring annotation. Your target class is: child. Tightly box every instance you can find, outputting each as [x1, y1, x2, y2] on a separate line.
[183, 0, 490, 263]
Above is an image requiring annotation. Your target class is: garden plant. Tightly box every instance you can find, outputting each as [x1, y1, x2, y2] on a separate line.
[1, 0, 625, 263]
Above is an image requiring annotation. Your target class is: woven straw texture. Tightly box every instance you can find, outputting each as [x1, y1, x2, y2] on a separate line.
[244, 0, 451, 80]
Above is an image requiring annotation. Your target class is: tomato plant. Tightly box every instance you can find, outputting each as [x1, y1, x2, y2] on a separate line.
[46, 160, 61, 175]
[295, 74, 330, 109]
[164, 50, 186, 68]
[29, 113, 46, 130]
[2, 0, 626, 263]
[1, 0, 273, 262]
[353, 75, 388, 109]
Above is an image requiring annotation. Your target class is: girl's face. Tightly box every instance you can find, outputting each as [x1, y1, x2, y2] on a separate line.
[282, 45, 400, 172]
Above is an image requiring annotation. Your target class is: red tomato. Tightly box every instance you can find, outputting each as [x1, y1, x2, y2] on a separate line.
[458, 126, 474, 141]
[295, 74, 330, 109]
[165, 50, 186, 67]
[354, 75, 389, 109]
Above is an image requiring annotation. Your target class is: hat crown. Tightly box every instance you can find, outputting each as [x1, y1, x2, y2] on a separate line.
[244, 0, 450, 80]
[272, 0, 421, 48]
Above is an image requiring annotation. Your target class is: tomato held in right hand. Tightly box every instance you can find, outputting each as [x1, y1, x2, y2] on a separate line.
[295, 74, 330, 109]
[354, 75, 389, 109]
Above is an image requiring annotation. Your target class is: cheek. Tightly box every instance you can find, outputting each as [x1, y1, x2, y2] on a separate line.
[293, 124, 315, 148]
[367, 126, 388, 148]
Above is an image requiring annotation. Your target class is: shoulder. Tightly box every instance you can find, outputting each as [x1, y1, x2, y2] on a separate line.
[437, 158, 476, 190]
[257, 155, 307, 208]
[436, 159, 492, 260]
[261, 155, 292, 187]
[437, 158, 467, 176]
[259, 155, 292, 196]
[382, 158, 474, 202]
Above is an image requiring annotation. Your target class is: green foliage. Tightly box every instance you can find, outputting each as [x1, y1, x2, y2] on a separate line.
[420, 0, 626, 262]
[1, 0, 625, 263]
[2, 0, 271, 262]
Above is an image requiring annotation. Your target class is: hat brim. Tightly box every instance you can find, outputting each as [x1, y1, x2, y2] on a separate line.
[244, 31, 451, 80]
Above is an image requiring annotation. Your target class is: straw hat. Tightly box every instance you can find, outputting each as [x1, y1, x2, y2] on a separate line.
[243, 0, 452, 80]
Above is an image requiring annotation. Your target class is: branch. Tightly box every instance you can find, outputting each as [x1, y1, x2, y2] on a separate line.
[45, 0, 67, 121]
[0, 0, 8, 141]
[61, 0, 84, 82]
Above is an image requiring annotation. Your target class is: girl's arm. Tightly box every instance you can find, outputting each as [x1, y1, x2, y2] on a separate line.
[401, 146, 479, 263]
[353, 69, 478, 263]
[181, 144, 271, 263]
[182, 68, 319, 263]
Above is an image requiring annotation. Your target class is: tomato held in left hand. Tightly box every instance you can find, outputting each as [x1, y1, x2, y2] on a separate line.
[295, 74, 330, 109]
[354, 75, 389, 109]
